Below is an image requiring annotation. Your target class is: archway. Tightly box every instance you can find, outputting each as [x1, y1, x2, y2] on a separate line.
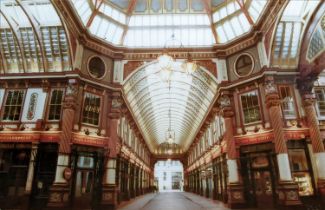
[122, 59, 219, 155]
[154, 160, 184, 192]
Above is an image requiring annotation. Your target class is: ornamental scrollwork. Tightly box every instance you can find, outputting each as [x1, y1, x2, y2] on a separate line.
[218, 95, 231, 108]
[27, 93, 38, 120]
[66, 82, 78, 97]
[264, 77, 277, 95]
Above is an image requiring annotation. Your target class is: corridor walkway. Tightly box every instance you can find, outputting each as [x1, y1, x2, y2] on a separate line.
[118, 192, 231, 210]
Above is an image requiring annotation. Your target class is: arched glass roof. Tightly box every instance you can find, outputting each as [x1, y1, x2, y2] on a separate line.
[69, 0, 269, 48]
[271, 0, 320, 67]
[123, 60, 218, 152]
[0, 0, 71, 74]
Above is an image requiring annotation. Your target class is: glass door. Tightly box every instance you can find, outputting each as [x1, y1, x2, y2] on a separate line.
[251, 154, 275, 208]
[72, 152, 103, 210]
[30, 144, 58, 210]
[252, 170, 274, 208]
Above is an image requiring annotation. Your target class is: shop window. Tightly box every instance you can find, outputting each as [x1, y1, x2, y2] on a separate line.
[0, 149, 30, 197]
[240, 90, 261, 124]
[315, 88, 325, 117]
[288, 149, 314, 196]
[48, 89, 64, 120]
[279, 86, 296, 119]
[1, 90, 25, 121]
[82, 93, 101, 126]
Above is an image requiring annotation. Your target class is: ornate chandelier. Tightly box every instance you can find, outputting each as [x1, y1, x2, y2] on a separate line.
[156, 34, 198, 83]
[165, 108, 175, 145]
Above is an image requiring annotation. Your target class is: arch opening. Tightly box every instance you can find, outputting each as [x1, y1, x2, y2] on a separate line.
[122, 59, 218, 153]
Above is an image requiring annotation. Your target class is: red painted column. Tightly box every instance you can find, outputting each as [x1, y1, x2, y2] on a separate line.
[100, 93, 122, 210]
[264, 79, 301, 207]
[48, 79, 78, 208]
[303, 94, 325, 198]
[219, 93, 245, 208]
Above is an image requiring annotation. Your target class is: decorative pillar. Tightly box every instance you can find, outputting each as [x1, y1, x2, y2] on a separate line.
[100, 92, 122, 210]
[265, 77, 301, 207]
[25, 142, 38, 194]
[219, 93, 245, 208]
[125, 160, 131, 200]
[48, 79, 78, 208]
[303, 94, 325, 198]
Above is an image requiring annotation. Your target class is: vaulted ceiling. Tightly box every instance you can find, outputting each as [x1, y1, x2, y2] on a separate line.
[69, 0, 269, 48]
[123, 60, 218, 152]
[0, 0, 71, 74]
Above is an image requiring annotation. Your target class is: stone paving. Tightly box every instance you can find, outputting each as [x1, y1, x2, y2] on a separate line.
[117, 192, 273, 210]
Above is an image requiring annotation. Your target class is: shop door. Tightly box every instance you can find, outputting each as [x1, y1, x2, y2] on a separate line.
[30, 144, 58, 210]
[72, 153, 103, 210]
[252, 170, 274, 208]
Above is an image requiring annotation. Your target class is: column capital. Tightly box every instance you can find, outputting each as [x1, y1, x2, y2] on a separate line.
[218, 93, 234, 118]
[62, 95, 78, 110]
[296, 73, 318, 96]
[302, 94, 316, 107]
[220, 106, 234, 118]
[265, 93, 281, 108]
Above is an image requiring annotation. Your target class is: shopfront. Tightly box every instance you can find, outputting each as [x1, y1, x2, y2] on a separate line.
[30, 143, 58, 209]
[118, 157, 130, 202]
[195, 170, 200, 194]
[206, 165, 214, 199]
[70, 146, 104, 210]
[240, 143, 276, 209]
[0, 143, 31, 209]
[287, 140, 317, 207]
[212, 155, 228, 202]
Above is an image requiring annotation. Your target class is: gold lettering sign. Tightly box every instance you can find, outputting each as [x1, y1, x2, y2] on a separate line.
[27, 93, 38, 120]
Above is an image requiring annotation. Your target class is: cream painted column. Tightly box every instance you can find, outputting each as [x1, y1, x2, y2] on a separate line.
[264, 77, 293, 181]
[265, 77, 301, 206]
[48, 80, 78, 208]
[265, 92, 293, 181]
[219, 96, 239, 183]
[103, 159, 117, 185]
[25, 143, 38, 193]
[303, 95, 325, 180]
[219, 93, 245, 208]
[53, 154, 70, 184]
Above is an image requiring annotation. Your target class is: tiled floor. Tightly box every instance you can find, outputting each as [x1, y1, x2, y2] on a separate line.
[117, 192, 251, 210]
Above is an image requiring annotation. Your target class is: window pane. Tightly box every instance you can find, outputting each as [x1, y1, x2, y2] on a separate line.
[2, 90, 24, 121]
[240, 91, 261, 124]
[82, 93, 101, 125]
[48, 89, 64, 120]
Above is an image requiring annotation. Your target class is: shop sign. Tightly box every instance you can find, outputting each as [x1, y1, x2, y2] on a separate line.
[0, 133, 39, 142]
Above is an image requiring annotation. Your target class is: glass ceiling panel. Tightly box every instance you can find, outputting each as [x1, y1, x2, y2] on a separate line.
[68, 0, 269, 47]
[272, 0, 320, 67]
[123, 60, 218, 152]
[0, 0, 71, 73]
[212, 0, 268, 44]
[70, 0, 92, 25]
[0, 1, 32, 27]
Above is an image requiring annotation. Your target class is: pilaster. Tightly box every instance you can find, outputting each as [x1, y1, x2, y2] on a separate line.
[48, 79, 78, 209]
[302, 94, 325, 199]
[219, 93, 245, 208]
[100, 92, 122, 210]
[264, 77, 301, 208]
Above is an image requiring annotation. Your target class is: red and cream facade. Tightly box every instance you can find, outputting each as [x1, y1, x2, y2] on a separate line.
[0, 0, 325, 210]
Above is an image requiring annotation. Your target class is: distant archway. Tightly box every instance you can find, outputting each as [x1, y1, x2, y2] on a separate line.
[154, 160, 184, 192]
